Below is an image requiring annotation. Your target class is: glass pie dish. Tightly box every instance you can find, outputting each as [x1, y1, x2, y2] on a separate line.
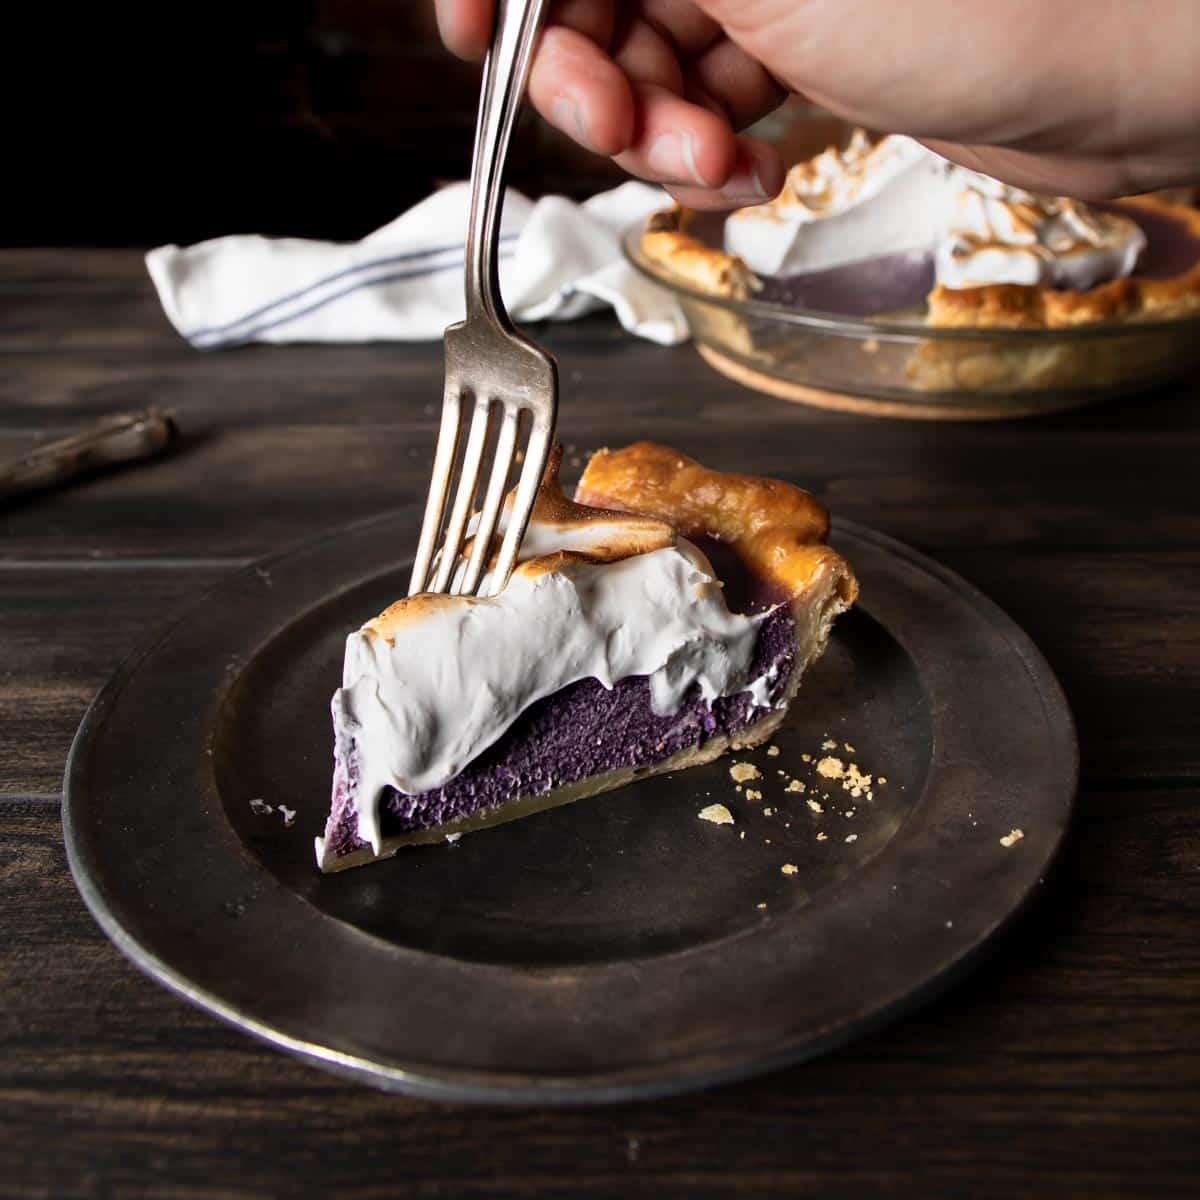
[621, 206, 1200, 421]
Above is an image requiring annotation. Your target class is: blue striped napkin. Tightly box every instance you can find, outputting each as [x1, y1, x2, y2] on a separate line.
[146, 182, 687, 349]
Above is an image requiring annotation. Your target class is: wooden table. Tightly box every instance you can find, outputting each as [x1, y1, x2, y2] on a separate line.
[3, 249, 1198, 1197]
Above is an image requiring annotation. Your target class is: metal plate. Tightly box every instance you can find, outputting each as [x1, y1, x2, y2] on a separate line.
[64, 512, 1076, 1104]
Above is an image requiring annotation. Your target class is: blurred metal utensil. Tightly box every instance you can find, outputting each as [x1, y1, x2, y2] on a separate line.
[408, 0, 558, 599]
[0, 408, 176, 503]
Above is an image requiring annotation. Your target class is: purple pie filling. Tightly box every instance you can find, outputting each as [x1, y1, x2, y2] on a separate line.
[321, 604, 797, 861]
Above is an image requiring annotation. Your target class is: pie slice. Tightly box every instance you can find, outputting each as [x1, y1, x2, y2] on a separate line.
[316, 444, 857, 872]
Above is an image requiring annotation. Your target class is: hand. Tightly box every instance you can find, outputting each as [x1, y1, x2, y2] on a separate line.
[436, 0, 1200, 203]
[436, 0, 790, 209]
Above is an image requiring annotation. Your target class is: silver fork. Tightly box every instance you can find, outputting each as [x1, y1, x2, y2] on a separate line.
[408, 0, 557, 599]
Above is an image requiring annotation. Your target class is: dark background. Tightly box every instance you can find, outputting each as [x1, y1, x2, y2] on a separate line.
[13, 1, 846, 248]
[12, 2, 622, 247]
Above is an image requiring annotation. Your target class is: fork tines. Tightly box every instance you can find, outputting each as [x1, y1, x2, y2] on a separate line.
[408, 381, 554, 600]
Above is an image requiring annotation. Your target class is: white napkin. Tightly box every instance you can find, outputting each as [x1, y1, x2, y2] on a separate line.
[146, 182, 687, 349]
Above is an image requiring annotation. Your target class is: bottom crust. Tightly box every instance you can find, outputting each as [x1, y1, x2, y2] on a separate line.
[316, 584, 847, 874]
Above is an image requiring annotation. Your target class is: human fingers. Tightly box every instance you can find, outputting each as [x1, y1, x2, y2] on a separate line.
[664, 135, 783, 208]
[434, 0, 495, 60]
[529, 25, 637, 156]
[639, 0, 724, 58]
[685, 34, 787, 131]
[610, 15, 686, 94]
[612, 81, 739, 189]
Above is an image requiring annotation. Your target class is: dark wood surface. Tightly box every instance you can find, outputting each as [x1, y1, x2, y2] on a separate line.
[2, 249, 1198, 1197]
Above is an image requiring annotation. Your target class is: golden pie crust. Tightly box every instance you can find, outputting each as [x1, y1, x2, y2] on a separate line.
[924, 196, 1200, 330]
[577, 442, 856, 611]
[640, 208, 756, 300]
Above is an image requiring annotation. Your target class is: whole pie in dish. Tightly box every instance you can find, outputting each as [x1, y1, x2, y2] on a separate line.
[641, 131, 1200, 392]
[316, 444, 857, 872]
[644, 130, 1200, 328]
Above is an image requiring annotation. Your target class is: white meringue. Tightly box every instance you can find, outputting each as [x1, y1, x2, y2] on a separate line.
[724, 131, 945, 276]
[936, 168, 1147, 289]
[724, 132, 1146, 292]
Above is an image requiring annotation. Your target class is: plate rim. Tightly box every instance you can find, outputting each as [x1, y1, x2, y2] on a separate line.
[63, 511, 1078, 1105]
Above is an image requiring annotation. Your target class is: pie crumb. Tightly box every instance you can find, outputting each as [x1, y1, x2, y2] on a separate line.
[763, 807, 774, 816]
[822, 739, 838, 750]
[785, 780, 806, 794]
[807, 798, 823, 814]
[877, 776, 888, 785]
[801, 754, 812, 763]
[1000, 828, 1025, 848]
[843, 763, 874, 798]
[766, 745, 780, 758]
[781, 863, 799, 876]
[816, 832, 828, 842]
[746, 788, 763, 802]
[699, 804, 735, 826]
[845, 833, 859, 844]
[844, 743, 856, 753]
[757, 902, 767, 909]
[817, 756, 845, 779]
[729, 762, 762, 784]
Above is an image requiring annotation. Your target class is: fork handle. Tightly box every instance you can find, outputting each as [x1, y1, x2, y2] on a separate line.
[463, 0, 552, 328]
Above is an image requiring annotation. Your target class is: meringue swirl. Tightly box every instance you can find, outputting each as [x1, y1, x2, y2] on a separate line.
[936, 169, 1147, 289]
[724, 132, 1147, 292]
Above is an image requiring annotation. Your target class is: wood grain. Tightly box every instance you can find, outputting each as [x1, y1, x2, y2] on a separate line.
[2, 790, 1197, 1198]
[2, 247, 1199, 1197]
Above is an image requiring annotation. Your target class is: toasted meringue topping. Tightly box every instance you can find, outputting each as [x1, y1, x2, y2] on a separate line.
[774, 129, 923, 216]
[723, 132, 1147, 292]
[936, 169, 1147, 289]
[333, 455, 777, 853]
[723, 131, 945, 277]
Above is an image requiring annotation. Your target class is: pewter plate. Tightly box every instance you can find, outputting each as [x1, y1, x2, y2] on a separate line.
[64, 512, 1076, 1104]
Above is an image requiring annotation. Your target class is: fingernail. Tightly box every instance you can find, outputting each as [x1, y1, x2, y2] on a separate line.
[717, 161, 771, 203]
[552, 95, 594, 152]
[646, 132, 706, 187]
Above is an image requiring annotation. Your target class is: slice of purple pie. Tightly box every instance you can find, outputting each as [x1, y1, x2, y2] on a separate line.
[316, 443, 857, 872]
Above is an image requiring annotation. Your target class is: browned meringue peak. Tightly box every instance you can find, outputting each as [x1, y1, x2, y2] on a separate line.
[769, 128, 898, 215]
